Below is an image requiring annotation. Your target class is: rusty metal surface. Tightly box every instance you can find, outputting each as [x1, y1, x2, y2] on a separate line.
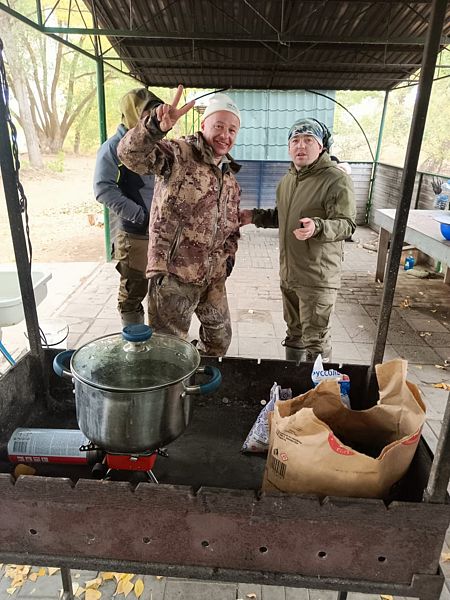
[0, 474, 448, 586]
[0, 352, 449, 597]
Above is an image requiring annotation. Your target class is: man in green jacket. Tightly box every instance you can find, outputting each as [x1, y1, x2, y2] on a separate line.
[240, 118, 356, 362]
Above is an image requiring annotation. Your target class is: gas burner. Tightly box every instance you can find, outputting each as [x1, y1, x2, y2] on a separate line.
[91, 448, 169, 483]
[7, 428, 168, 484]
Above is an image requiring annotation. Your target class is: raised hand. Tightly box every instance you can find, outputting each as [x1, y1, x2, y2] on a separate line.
[156, 85, 195, 132]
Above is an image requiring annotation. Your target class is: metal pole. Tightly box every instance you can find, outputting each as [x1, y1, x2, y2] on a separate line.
[96, 57, 111, 261]
[424, 392, 450, 504]
[370, 0, 448, 370]
[0, 47, 44, 365]
[365, 89, 389, 224]
[60, 566, 74, 600]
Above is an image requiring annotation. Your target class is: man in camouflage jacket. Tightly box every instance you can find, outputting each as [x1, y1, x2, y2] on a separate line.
[117, 86, 241, 355]
[240, 118, 356, 362]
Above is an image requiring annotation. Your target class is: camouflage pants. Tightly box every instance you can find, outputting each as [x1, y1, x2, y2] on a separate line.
[281, 282, 337, 356]
[148, 274, 232, 356]
[114, 231, 149, 325]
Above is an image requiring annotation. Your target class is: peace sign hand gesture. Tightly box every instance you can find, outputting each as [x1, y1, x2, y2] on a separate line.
[156, 85, 196, 132]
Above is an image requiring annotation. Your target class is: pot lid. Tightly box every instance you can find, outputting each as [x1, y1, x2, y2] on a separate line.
[71, 325, 200, 391]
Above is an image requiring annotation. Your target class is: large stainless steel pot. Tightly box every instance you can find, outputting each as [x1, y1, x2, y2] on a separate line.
[53, 325, 221, 453]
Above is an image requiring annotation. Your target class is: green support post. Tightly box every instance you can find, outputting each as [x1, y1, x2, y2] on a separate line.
[96, 58, 111, 261]
[365, 89, 389, 223]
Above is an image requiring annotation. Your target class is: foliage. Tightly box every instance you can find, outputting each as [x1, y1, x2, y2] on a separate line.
[335, 73, 450, 175]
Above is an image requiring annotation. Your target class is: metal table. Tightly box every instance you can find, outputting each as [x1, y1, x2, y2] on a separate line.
[373, 209, 450, 284]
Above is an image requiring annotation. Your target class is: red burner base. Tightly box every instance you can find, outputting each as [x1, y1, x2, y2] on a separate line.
[105, 452, 157, 472]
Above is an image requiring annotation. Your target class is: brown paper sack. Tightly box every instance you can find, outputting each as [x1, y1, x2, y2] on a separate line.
[263, 358, 426, 499]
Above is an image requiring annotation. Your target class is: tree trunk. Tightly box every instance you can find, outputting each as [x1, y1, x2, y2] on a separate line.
[0, 13, 44, 169]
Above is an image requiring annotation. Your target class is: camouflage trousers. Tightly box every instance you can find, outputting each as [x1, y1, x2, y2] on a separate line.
[148, 274, 232, 356]
[281, 282, 337, 357]
[114, 231, 149, 326]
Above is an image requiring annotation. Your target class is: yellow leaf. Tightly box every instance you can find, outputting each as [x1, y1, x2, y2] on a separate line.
[6, 588, 17, 595]
[37, 567, 46, 577]
[156, 576, 164, 580]
[134, 579, 144, 598]
[13, 464, 36, 478]
[48, 567, 60, 576]
[114, 573, 126, 582]
[441, 552, 450, 561]
[85, 589, 102, 600]
[380, 596, 393, 600]
[100, 572, 115, 581]
[85, 578, 102, 589]
[433, 383, 450, 390]
[123, 581, 134, 598]
[28, 573, 39, 582]
[75, 586, 86, 598]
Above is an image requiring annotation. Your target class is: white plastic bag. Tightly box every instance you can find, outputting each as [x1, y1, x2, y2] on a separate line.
[241, 382, 292, 453]
[312, 354, 351, 408]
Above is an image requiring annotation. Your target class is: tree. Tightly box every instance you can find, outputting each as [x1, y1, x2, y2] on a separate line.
[0, 4, 113, 156]
[0, 10, 43, 168]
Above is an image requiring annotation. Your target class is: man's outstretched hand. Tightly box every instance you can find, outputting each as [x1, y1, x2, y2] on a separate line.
[156, 85, 195, 132]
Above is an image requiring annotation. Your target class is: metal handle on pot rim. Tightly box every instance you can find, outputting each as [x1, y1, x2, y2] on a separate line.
[53, 349, 75, 379]
[183, 365, 222, 395]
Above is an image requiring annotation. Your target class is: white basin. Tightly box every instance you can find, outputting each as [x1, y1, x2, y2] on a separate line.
[0, 266, 52, 327]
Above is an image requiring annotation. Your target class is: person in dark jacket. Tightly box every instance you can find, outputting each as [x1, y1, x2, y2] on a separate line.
[240, 118, 356, 363]
[93, 88, 162, 326]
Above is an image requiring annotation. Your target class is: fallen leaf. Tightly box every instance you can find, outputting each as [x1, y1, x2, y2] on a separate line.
[85, 578, 102, 590]
[75, 587, 85, 598]
[399, 298, 411, 309]
[113, 573, 126, 583]
[37, 567, 46, 577]
[6, 588, 17, 595]
[48, 567, 60, 576]
[28, 573, 39, 582]
[435, 364, 447, 370]
[85, 589, 102, 600]
[134, 579, 144, 599]
[100, 572, 115, 581]
[433, 383, 450, 391]
[156, 576, 164, 580]
[380, 596, 393, 600]
[246, 594, 257, 599]
[442, 552, 450, 561]
[116, 579, 134, 598]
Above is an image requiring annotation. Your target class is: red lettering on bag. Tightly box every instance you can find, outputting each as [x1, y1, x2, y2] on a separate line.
[402, 429, 421, 445]
[328, 433, 355, 455]
[280, 452, 288, 462]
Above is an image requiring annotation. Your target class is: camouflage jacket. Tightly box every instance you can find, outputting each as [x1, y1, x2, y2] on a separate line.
[117, 115, 241, 285]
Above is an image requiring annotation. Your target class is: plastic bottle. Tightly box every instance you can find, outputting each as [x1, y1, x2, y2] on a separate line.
[435, 180, 450, 210]
[404, 253, 415, 271]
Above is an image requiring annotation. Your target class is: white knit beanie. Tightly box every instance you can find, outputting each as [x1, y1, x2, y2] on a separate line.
[201, 93, 241, 123]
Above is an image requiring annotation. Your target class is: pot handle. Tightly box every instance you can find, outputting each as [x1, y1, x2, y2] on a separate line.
[183, 365, 222, 395]
[53, 350, 75, 379]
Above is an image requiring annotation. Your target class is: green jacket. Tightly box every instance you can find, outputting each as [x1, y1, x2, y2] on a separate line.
[253, 152, 356, 289]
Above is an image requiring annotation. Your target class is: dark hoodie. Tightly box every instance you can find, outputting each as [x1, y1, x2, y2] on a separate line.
[93, 89, 162, 235]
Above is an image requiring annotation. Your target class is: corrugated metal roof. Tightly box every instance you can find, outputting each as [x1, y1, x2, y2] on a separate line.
[84, 0, 450, 91]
